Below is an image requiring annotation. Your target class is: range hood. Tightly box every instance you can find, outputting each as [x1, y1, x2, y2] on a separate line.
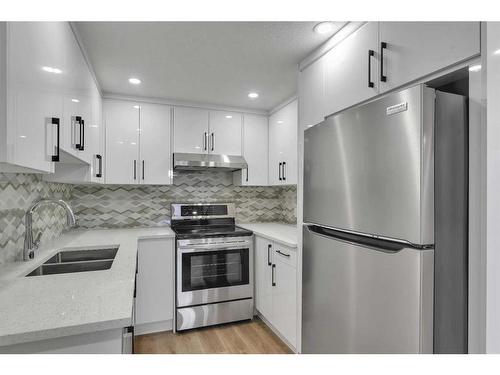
[173, 153, 248, 171]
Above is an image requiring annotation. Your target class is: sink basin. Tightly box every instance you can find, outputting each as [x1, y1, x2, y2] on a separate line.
[26, 260, 113, 277]
[44, 247, 118, 264]
[26, 247, 119, 277]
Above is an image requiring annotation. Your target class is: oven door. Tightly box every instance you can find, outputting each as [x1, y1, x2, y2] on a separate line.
[176, 236, 254, 307]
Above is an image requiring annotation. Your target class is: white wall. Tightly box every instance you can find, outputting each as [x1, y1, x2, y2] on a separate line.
[486, 21, 500, 353]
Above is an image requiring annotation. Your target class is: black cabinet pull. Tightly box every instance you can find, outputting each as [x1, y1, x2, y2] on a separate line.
[272, 264, 276, 286]
[95, 154, 102, 178]
[368, 49, 375, 88]
[276, 250, 290, 258]
[278, 162, 282, 181]
[211, 133, 214, 151]
[283, 161, 286, 181]
[380, 42, 387, 82]
[74, 116, 82, 150]
[142, 160, 145, 180]
[267, 244, 272, 266]
[246, 167, 249, 182]
[79, 119, 85, 151]
[203, 132, 207, 151]
[51, 117, 60, 162]
[133, 160, 137, 180]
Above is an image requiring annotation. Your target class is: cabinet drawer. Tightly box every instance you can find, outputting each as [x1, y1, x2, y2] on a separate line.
[273, 243, 297, 268]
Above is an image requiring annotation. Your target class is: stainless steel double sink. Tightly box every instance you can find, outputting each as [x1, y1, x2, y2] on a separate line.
[26, 247, 119, 277]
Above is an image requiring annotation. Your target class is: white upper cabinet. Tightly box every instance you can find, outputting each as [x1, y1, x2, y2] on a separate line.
[105, 101, 141, 185]
[269, 100, 298, 185]
[208, 111, 242, 155]
[105, 100, 172, 186]
[173, 107, 209, 153]
[324, 22, 379, 117]
[298, 56, 325, 130]
[378, 22, 480, 92]
[233, 114, 268, 186]
[1, 21, 103, 176]
[139, 103, 173, 185]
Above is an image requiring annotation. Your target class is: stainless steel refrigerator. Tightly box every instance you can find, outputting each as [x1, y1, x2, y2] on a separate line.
[302, 84, 468, 354]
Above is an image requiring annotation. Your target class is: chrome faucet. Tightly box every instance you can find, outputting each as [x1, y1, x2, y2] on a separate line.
[23, 199, 77, 261]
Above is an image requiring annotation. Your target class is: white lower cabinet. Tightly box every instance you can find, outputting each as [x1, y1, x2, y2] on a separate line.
[254, 235, 297, 349]
[135, 237, 174, 335]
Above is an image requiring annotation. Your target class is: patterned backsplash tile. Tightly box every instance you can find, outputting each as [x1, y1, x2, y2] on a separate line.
[71, 171, 297, 228]
[0, 170, 296, 264]
[0, 173, 73, 265]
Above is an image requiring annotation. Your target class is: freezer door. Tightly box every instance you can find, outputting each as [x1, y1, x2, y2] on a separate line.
[304, 84, 434, 245]
[301, 225, 434, 354]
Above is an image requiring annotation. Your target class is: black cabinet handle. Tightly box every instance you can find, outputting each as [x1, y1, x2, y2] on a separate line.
[51, 117, 60, 162]
[133, 160, 137, 180]
[278, 162, 282, 181]
[142, 160, 145, 180]
[203, 132, 208, 151]
[368, 49, 375, 88]
[267, 244, 272, 266]
[276, 250, 290, 258]
[211, 133, 214, 151]
[272, 264, 276, 286]
[95, 154, 102, 178]
[246, 167, 249, 182]
[75, 116, 82, 150]
[380, 42, 387, 82]
[283, 161, 286, 181]
[79, 119, 85, 151]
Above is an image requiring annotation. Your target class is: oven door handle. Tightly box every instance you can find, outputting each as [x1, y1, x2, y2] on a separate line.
[178, 243, 252, 253]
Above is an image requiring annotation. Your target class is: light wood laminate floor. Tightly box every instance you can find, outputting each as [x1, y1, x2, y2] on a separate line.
[134, 318, 293, 354]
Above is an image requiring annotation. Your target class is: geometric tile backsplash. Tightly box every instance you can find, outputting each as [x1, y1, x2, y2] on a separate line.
[0, 173, 73, 265]
[72, 170, 297, 228]
[0, 170, 296, 265]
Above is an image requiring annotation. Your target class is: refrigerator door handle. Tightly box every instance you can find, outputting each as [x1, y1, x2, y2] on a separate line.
[304, 224, 415, 253]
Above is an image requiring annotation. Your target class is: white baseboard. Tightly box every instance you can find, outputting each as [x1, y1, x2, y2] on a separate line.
[135, 320, 173, 336]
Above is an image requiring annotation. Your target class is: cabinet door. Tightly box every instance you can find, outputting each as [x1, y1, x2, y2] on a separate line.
[139, 103, 172, 185]
[324, 22, 379, 117]
[7, 22, 68, 173]
[208, 111, 242, 155]
[104, 100, 140, 184]
[299, 56, 325, 130]
[269, 100, 298, 185]
[234, 114, 268, 186]
[272, 246, 297, 347]
[268, 112, 285, 186]
[136, 238, 174, 326]
[89, 85, 103, 183]
[173, 107, 209, 153]
[379, 22, 480, 92]
[255, 236, 273, 321]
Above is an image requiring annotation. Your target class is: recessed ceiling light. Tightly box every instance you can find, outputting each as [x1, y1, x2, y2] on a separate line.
[42, 66, 62, 74]
[71, 99, 80, 103]
[313, 22, 334, 35]
[225, 115, 233, 119]
[248, 92, 259, 99]
[469, 65, 482, 72]
[129, 77, 142, 85]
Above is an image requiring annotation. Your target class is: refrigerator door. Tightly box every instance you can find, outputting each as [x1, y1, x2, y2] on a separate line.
[304, 84, 434, 245]
[301, 225, 434, 354]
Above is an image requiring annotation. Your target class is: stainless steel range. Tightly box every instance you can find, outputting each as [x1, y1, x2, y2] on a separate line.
[171, 203, 254, 331]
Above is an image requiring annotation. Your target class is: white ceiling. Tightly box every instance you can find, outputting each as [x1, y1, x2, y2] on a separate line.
[73, 22, 346, 111]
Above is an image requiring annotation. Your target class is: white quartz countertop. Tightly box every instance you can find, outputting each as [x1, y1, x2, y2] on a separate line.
[237, 223, 298, 248]
[0, 227, 175, 347]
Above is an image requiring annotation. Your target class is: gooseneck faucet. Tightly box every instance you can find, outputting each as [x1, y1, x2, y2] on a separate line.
[23, 199, 77, 261]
